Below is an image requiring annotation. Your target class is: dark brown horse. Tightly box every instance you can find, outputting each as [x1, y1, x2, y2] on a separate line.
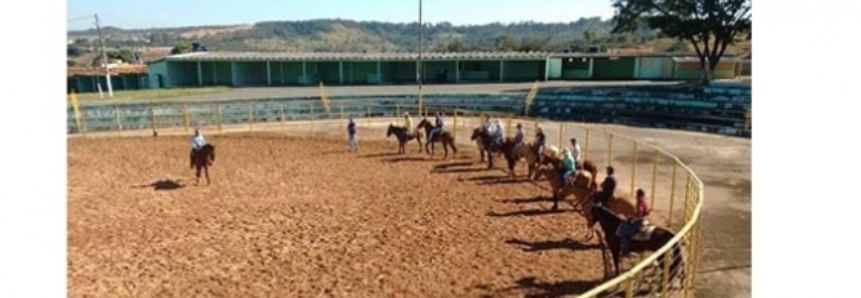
[470, 127, 504, 167]
[191, 144, 215, 185]
[591, 205, 685, 284]
[387, 124, 423, 154]
[417, 118, 458, 159]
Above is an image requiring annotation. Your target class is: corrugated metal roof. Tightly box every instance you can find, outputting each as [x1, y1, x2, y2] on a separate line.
[163, 51, 552, 62]
[67, 64, 148, 77]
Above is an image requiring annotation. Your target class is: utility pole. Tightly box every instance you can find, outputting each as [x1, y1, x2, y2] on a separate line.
[95, 14, 114, 98]
[417, 0, 423, 115]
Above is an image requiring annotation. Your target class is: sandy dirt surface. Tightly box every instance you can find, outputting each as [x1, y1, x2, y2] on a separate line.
[69, 116, 750, 298]
[69, 134, 613, 298]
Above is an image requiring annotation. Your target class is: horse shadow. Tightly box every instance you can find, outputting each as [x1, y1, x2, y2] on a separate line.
[505, 238, 601, 253]
[466, 175, 531, 186]
[485, 208, 575, 217]
[432, 161, 487, 174]
[383, 156, 437, 163]
[473, 277, 603, 298]
[496, 196, 557, 205]
[132, 179, 185, 191]
[359, 152, 401, 158]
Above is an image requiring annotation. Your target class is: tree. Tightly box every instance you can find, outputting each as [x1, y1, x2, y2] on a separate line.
[91, 49, 136, 66]
[171, 41, 193, 55]
[494, 35, 519, 51]
[611, 0, 751, 82]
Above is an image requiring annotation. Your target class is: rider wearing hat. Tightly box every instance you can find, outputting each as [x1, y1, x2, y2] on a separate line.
[403, 111, 414, 136]
[560, 147, 576, 187]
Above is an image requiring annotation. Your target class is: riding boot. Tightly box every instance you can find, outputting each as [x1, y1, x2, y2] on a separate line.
[189, 150, 195, 169]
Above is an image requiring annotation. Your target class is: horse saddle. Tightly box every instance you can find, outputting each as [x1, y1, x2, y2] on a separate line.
[616, 219, 656, 241]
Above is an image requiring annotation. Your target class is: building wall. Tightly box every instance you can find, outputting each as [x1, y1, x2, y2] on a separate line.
[561, 57, 591, 80]
[147, 60, 169, 88]
[636, 57, 673, 80]
[503, 61, 545, 82]
[674, 61, 736, 80]
[592, 57, 636, 79]
[547, 58, 563, 80]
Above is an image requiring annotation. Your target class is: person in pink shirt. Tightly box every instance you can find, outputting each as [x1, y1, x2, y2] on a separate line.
[620, 188, 652, 257]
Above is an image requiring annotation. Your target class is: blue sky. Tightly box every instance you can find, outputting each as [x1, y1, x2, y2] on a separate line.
[67, 0, 615, 30]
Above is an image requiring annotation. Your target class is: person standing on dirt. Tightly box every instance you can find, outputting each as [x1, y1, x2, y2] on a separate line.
[569, 137, 582, 169]
[190, 128, 206, 169]
[347, 117, 358, 152]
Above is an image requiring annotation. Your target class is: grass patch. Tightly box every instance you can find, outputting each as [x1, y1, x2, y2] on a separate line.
[74, 86, 231, 102]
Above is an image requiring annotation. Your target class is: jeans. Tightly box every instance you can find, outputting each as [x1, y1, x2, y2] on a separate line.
[562, 169, 574, 186]
[349, 134, 358, 152]
[189, 149, 197, 167]
[620, 219, 644, 255]
[429, 128, 441, 141]
[593, 191, 611, 206]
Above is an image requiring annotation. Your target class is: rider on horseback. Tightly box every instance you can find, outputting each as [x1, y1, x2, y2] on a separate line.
[493, 119, 505, 145]
[428, 111, 445, 141]
[403, 112, 414, 136]
[535, 124, 546, 155]
[190, 128, 206, 168]
[560, 148, 576, 187]
[569, 137, 582, 169]
[593, 166, 617, 206]
[514, 123, 525, 147]
[620, 188, 652, 257]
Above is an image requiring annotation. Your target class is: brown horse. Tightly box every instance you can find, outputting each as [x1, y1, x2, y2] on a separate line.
[534, 163, 635, 241]
[533, 148, 600, 191]
[387, 124, 423, 154]
[417, 118, 458, 159]
[498, 138, 542, 179]
[191, 144, 215, 185]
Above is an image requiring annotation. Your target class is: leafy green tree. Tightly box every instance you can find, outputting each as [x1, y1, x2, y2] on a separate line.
[611, 0, 751, 82]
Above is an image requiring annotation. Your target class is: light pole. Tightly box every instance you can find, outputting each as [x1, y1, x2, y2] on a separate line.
[417, 0, 423, 116]
[95, 14, 113, 98]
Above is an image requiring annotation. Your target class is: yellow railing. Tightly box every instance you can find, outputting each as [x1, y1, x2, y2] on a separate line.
[68, 102, 705, 298]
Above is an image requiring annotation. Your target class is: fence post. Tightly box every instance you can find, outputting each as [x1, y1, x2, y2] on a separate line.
[506, 115, 512, 138]
[607, 134, 615, 167]
[248, 102, 254, 133]
[631, 141, 638, 195]
[114, 103, 122, 135]
[453, 109, 458, 140]
[310, 104, 315, 137]
[558, 123, 564, 148]
[660, 243, 674, 298]
[149, 101, 157, 136]
[651, 149, 659, 208]
[366, 106, 371, 126]
[584, 128, 591, 161]
[183, 102, 191, 133]
[216, 103, 223, 133]
[280, 103, 286, 137]
[668, 163, 678, 227]
[625, 276, 635, 298]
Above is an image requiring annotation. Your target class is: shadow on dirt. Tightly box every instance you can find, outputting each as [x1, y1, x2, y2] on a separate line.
[132, 179, 185, 191]
[472, 276, 603, 298]
[506, 238, 601, 253]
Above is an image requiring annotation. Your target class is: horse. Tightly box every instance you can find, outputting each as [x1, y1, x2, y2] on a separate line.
[470, 127, 504, 169]
[417, 118, 458, 159]
[191, 144, 215, 186]
[590, 205, 685, 283]
[498, 138, 542, 179]
[533, 148, 600, 191]
[386, 124, 423, 154]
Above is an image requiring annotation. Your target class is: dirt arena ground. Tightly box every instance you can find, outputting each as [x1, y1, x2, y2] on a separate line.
[69, 133, 614, 298]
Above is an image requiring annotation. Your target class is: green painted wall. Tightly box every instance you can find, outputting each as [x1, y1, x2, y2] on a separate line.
[148, 60, 169, 88]
[592, 57, 636, 79]
[234, 62, 268, 86]
[503, 61, 544, 82]
[458, 61, 499, 82]
[561, 57, 591, 79]
[345, 62, 378, 85]
[382, 61, 416, 84]
[316, 62, 340, 84]
[673, 61, 736, 80]
[637, 57, 673, 80]
[547, 58, 563, 79]
[167, 62, 199, 86]
[423, 61, 458, 83]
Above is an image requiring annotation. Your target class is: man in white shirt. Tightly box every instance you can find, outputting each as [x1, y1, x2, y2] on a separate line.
[190, 129, 206, 168]
[493, 119, 505, 144]
[569, 137, 582, 169]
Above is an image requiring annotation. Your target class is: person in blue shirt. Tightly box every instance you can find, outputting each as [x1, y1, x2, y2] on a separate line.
[189, 128, 206, 168]
[347, 117, 358, 152]
[428, 111, 445, 142]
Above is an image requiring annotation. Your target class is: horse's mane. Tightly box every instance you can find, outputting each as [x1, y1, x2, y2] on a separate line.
[593, 205, 625, 222]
